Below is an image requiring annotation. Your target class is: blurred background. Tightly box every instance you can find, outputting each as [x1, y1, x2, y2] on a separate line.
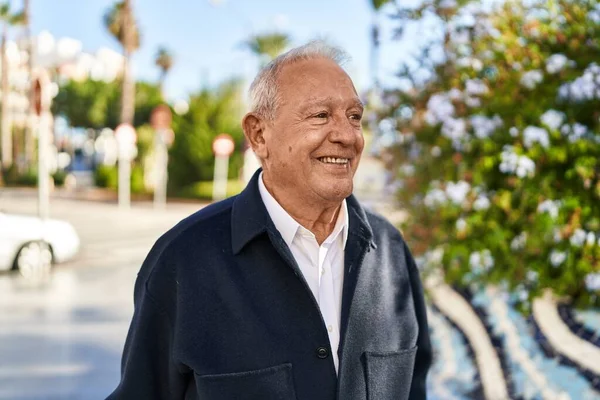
[0, 0, 599, 399]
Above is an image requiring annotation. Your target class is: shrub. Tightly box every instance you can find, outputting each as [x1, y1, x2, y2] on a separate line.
[383, 0, 600, 309]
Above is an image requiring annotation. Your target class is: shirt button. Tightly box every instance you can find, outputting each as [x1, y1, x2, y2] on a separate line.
[327, 325, 333, 333]
[316, 346, 329, 359]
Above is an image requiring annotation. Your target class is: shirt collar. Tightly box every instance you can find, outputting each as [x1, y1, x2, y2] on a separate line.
[258, 172, 349, 249]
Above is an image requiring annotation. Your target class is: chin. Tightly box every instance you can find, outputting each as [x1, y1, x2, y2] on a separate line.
[315, 181, 354, 202]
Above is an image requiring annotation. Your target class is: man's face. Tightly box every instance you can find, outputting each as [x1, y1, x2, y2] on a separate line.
[261, 57, 365, 206]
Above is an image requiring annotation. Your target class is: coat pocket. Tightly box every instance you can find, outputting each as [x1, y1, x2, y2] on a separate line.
[194, 363, 297, 400]
[364, 346, 418, 400]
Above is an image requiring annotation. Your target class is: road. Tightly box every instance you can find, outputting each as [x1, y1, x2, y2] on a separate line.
[0, 191, 202, 400]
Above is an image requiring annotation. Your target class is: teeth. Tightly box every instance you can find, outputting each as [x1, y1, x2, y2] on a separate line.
[320, 157, 349, 164]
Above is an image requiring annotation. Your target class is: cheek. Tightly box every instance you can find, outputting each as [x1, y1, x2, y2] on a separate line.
[356, 132, 365, 151]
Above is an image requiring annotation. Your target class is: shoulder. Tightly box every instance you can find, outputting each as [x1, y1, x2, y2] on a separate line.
[363, 207, 405, 243]
[137, 196, 237, 285]
[159, 196, 236, 251]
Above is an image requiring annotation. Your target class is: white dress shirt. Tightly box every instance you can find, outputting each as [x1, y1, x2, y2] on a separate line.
[258, 173, 348, 374]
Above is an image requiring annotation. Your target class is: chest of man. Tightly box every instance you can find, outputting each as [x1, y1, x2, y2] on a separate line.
[172, 231, 419, 400]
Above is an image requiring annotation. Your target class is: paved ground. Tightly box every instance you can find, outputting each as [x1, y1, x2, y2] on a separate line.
[0, 191, 202, 400]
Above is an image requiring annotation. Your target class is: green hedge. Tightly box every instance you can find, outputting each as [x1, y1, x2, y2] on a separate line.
[177, 180, 244, 200]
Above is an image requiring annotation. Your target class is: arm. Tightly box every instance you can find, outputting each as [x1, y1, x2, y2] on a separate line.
[404, 242, 433, 400]
[106, 251, 188, 399]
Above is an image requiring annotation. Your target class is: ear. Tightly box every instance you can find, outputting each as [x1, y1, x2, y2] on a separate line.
[242, 112, 269, 159]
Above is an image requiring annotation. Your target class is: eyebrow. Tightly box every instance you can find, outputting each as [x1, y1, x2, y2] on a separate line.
[300, 96, 364, 113]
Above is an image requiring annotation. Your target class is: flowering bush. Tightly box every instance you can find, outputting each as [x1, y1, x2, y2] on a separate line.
[383, 0, 600, 309]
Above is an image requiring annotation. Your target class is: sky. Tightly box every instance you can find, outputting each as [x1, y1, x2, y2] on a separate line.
[27, 0, 432, 101]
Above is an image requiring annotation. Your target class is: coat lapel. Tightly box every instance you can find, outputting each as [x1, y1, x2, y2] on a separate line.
[338, 197, 377, 360]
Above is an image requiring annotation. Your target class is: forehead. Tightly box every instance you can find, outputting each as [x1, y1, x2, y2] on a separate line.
[276, 58, 358, 106]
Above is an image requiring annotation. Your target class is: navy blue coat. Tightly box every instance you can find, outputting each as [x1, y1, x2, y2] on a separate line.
[107, 170, 431, 400]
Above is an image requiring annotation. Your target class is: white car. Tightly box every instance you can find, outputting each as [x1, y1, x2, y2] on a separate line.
[0, 212, 80, 278]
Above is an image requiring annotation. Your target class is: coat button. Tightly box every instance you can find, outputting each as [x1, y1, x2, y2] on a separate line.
[316, 346, 329, 359]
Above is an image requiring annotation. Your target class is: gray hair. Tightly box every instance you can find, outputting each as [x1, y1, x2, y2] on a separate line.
[248, 40, 350, 120]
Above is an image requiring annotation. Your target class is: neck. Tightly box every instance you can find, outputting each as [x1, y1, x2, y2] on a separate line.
[262, 174, 342, 245]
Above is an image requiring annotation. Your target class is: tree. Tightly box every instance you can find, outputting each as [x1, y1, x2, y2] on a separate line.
[154, 46, 173, 96]
[22, 0, 33, 167]
[0, 2, 24, 169]
[383, 0, 600, 309]
[367, 0, 391, 89]
[52, 78, 163, 130]
[242, 33, 290, 66]
[103, 0, 140, 125]
[168, 80, 245, 191]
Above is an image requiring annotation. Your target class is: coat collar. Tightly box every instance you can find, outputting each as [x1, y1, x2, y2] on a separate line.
[231, 168, 375, 255]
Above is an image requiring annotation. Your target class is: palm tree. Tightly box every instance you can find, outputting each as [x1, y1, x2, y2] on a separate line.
[104, 0, 140, 125]
[21, 0, 34, 168]
[0, 3, 24, 169]
[242, 33, 290, 67]
[154, 46, 173, 97]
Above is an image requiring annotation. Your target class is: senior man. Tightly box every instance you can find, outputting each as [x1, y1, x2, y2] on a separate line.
[108, 41, 431, 400]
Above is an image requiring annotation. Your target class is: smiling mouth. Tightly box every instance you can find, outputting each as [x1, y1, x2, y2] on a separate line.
[318, 157, 350, 165]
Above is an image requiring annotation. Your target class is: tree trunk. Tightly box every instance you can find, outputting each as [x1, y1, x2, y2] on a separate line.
[158, 70, 166, 99]
[370, 16, 380, 90]
[120, 0, 135, 125]
[23, 0, 35, 170]
[1, 25, 12, 169]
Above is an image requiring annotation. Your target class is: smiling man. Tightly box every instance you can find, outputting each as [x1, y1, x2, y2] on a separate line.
[108, 41, 431, 400]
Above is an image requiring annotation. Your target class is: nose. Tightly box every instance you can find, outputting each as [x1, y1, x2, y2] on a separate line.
[328, 114, 361, 147]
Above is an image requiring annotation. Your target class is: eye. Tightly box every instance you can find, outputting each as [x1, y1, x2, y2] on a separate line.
[315, 112, 329, 119]
[349, 113, 362, 121]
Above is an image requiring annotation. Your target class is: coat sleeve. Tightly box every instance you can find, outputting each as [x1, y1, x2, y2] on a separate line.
[404, 241, 433, 400]
[106, 250, 188, 399]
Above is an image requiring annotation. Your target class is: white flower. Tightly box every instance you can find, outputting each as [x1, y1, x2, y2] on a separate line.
[469, 252, 481, 268]
[586, 232, 596, 247]
[425, 93, 455, 125]
[516, 156, 535, 178]
[537, 200, 560, 219]
[448, 88, 463, 100]
[558, 63, 600, 102]
[430, 146, 442, 157]
[585, 273, 600, 291]
[526, 270, 538, 282]
[469, 249, 494, 274]
[473, 195, 490, 211]
[518, 288, 529, 302]
[470, 115, 503, 139]
[439, 0, 458, 9]
[553, 228, 563, 243]
[456, 218, 467, 232]
[441, 118, 467, 141]
[588, 6, 600, 24]
[509, 127, 519, 137]
[523, 126, 550, 148]
[446, 181, 471, 204]
[561, 123, 590, 143]
[550, 250, 567, 267]
[546, 54, 569, 74]
[511, 232, 528, 250]
[570, 229, 586, 247]
[424, 188, 447, 208]
[540, 109, 565, 130]
[465, 79, 489, 96]
[520, 70, 543, 89]
[465, 96, 481, 108]
[500, 146, 536, 178]
[399, 164, 416, 176]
